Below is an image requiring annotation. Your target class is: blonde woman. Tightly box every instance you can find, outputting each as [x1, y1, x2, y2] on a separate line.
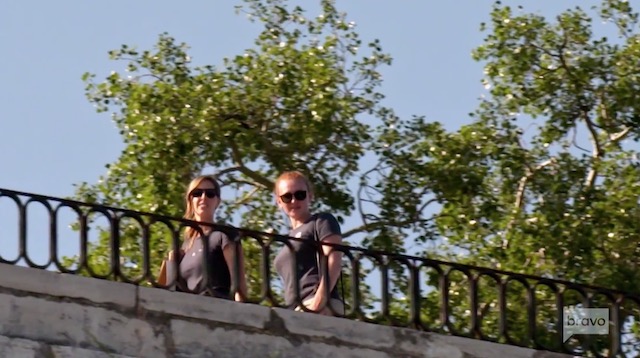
[273, 171, 344, 316]
[166, 175, 247, 302]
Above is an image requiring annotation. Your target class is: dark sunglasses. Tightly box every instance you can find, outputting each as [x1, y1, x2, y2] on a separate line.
[279, 190, 307, 203]
[190, 189, 218, 198]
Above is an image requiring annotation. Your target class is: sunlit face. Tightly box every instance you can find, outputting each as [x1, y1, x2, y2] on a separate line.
[276, 177, 312, 221]
[189, 180, 220, 222]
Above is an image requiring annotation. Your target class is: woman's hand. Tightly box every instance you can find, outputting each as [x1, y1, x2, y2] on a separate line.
[295, 296, 324, 313]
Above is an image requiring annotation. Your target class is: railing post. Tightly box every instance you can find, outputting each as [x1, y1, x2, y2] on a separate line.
[231, 230, 242, 301]
[141, 223, 151, 283]
[555, 288, 564, 352]
[351, 254, 361, 318]
[527, 284, 536, 348]
[260, 241, 272, 303]
[498, 279, 507, 343]
[409, 262, 421, 329]
[79, 213, 89, 272]
[110, 215, 121, 281]
[49, 204, 57, 268]
[469, 274, 479, 338]
[19, 202, 27, 263]
[381, 257, 390, 321]
[610, 298, 621, 357]
[441, 270, 450, 332]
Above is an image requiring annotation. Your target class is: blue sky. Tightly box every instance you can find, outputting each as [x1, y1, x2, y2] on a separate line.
[1, 0, 606, 264]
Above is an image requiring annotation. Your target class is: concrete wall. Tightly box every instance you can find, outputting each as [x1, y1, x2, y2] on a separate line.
[0, 264, 570, 358]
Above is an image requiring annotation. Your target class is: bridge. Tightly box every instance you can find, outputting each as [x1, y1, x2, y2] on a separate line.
[0, 188, 637, 357]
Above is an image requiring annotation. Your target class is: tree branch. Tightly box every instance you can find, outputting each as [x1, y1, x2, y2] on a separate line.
[596, 90, 632, 143]
[513, 158, 555, 213]
[234, 186, 261, 206]
[610, 126, 631, 143]
[356, 161, 387, 227]
[416, 198, 437, 220]
[583, 114, 601, 188]
[554, 28, 601, 189]
[310, 149, 332, 176]
[215, 166, 242, 179]
[229, 142, 273, 189]
[341, 217, 437, 239]
[571, 126, 590, 153]
[220, 179, 264, 188]
[503, 158, 556, 250]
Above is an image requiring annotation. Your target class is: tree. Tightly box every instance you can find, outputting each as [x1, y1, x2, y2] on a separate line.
[372, 0, 640, 354]
[71, 0, 640, 354]
[72, 0, 390, 310]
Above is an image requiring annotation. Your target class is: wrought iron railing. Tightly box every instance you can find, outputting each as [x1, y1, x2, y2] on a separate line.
[0, 187, 638, 357]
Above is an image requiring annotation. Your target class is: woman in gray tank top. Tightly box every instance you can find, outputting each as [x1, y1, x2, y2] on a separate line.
[273, 171, 344, 316]
[166, 175, 248, 301]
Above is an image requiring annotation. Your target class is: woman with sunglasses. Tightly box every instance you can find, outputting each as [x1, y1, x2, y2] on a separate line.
[165, 175, 248, 302]
[273, 171, 344, 316]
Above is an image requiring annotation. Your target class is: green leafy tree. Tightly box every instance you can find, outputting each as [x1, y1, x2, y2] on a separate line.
[68, 0, 640, 354]
[371, 0, 640, 354]
[71, 0, 390, 309]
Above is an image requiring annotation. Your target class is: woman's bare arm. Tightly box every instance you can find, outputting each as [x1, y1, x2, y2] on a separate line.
[223, 242, 248, 302]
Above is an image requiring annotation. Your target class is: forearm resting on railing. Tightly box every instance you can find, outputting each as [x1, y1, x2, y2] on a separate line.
[224, 243, 248, 302]
[234, 246, 248, 302]
[308, 246, 343, 311]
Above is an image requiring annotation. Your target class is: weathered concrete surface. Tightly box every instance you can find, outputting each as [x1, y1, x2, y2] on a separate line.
[0, 264, 571, 358]
[0, 335, 135, 358]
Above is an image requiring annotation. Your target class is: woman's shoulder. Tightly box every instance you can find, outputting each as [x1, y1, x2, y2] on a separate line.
[312, 212, 341, 237]
[313, 212, 339, 223]
[208, 226, 240, 242]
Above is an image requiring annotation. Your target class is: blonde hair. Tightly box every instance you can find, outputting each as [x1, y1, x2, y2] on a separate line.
[183, 175, 221, 242]
[274, 171, 313, 196]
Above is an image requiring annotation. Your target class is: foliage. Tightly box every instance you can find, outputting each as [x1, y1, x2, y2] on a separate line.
[70, 0, 640, 354]
[72, 0, 392, 307]
[373, 0, 640, 353]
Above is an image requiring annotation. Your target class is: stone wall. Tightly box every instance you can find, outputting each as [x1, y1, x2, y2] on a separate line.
[0, 264, 570, 358]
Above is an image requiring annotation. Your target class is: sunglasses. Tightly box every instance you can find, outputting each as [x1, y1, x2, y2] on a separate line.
[279, 190, 307, 204]
[190, 189, 218, 198]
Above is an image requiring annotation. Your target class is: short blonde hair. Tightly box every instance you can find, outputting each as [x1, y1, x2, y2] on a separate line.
[274, 171, 313, 196]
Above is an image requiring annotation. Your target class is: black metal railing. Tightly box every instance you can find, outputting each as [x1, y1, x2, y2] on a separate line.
[0, 187, 638, 357]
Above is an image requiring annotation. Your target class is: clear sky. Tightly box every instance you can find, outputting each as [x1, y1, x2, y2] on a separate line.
[0, 0, 606, 264]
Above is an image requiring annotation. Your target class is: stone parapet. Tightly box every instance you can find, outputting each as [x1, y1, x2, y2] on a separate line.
[0, 264, 570, 358]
